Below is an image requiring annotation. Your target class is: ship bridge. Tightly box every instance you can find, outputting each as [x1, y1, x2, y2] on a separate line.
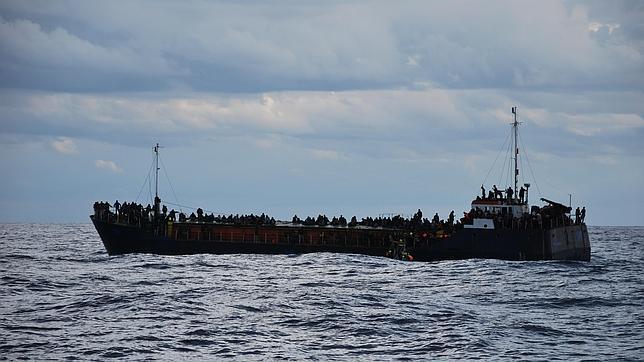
[471, 198, 528, 218]
[464, 198, 529, 230]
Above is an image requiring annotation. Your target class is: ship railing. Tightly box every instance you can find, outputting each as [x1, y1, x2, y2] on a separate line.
[170, 225, 395, 249]
[94, 207, 163, 229]
[463, 213, 575, 231]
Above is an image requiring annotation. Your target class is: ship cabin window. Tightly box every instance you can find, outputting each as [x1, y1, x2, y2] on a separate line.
[474, 204, 525, 217]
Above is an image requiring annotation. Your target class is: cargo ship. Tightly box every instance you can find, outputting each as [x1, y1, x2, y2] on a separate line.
[91, 108, 591, 261]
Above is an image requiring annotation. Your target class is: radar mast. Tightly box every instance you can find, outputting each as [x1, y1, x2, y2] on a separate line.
[154, 143, 160, 201]
[153, 143, 161, 217]
[512, 107, 520, 200]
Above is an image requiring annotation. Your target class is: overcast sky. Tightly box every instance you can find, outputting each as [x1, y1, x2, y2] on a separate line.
[0, 0, 642, 225]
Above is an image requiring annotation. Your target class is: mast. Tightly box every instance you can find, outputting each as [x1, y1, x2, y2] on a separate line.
[154, 143, 160, 201]
[512, 107, 519, 200]
[153, 142, 161, 220]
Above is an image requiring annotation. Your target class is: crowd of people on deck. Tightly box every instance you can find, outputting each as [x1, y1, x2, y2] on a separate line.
[93, 200, 160, 225]
[290, 209, 457, 231]
[94, 194, 585, 232]
[479, 185, 527, 203]
[460, 203, 587, 230]
[93, 200, 277, 226]
[574, 207, 587, 225]
[94, 200, 459, 232]
[93, 201, 112, 220]
[172, 208, 277, 225]
[464, 185, 589, 229]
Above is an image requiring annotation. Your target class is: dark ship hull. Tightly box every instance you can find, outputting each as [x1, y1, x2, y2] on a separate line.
[91, 216, 590, 262]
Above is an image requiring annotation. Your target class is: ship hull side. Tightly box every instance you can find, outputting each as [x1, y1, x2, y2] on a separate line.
[91, 216, 390, 257]
[545, 224, 591, 261]
[91, 217, 590, 261]
[410, 224, 590, 262]
[91, 216, 152, 255]
[410, 228, 545, 261]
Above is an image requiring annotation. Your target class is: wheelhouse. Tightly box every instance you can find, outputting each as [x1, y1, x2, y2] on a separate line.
[471, 199, 528, 218]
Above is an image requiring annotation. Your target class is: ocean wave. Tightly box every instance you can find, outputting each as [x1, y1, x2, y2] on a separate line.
[0, 224, 641, 360]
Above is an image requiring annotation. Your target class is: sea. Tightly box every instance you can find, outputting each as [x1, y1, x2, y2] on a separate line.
[1, 225, 642, 360]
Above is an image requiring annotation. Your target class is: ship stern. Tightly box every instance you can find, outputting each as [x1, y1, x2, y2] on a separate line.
[546, 224, 591, 261]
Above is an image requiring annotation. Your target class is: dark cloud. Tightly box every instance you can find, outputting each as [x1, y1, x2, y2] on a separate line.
[1, 1, 642, 93]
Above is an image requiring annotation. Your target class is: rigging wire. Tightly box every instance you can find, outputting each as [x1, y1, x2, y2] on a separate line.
[133, 145, 224, 214]
[148, 166, 153, 205]
[518, 152, 526, 186]
[132, 145, 225, 216]
[481, 126, 510, 185]
[159, 155, 183, 214]
[482, 126, 512, 187]
[135, 155, 155, 204]
[517, 126, 542, 198]
[499, 128, 513, 188]
[498, 144, 508, 187]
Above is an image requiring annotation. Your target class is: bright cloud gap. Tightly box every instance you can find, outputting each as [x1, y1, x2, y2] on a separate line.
[95, 159, 123, 173]
[51, 137, 77, 154]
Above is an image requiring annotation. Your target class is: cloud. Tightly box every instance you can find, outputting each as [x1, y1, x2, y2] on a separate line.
[51, 137, 77, 154]
[95, 159, 122, 173]
[588, 22, 621, 35]
[520, 109, 644, 136]
[0, 1, 642, 92]
[310, 149, 343, 160]
[0, 16, 182, 92]
[1, 87, 642, 163]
